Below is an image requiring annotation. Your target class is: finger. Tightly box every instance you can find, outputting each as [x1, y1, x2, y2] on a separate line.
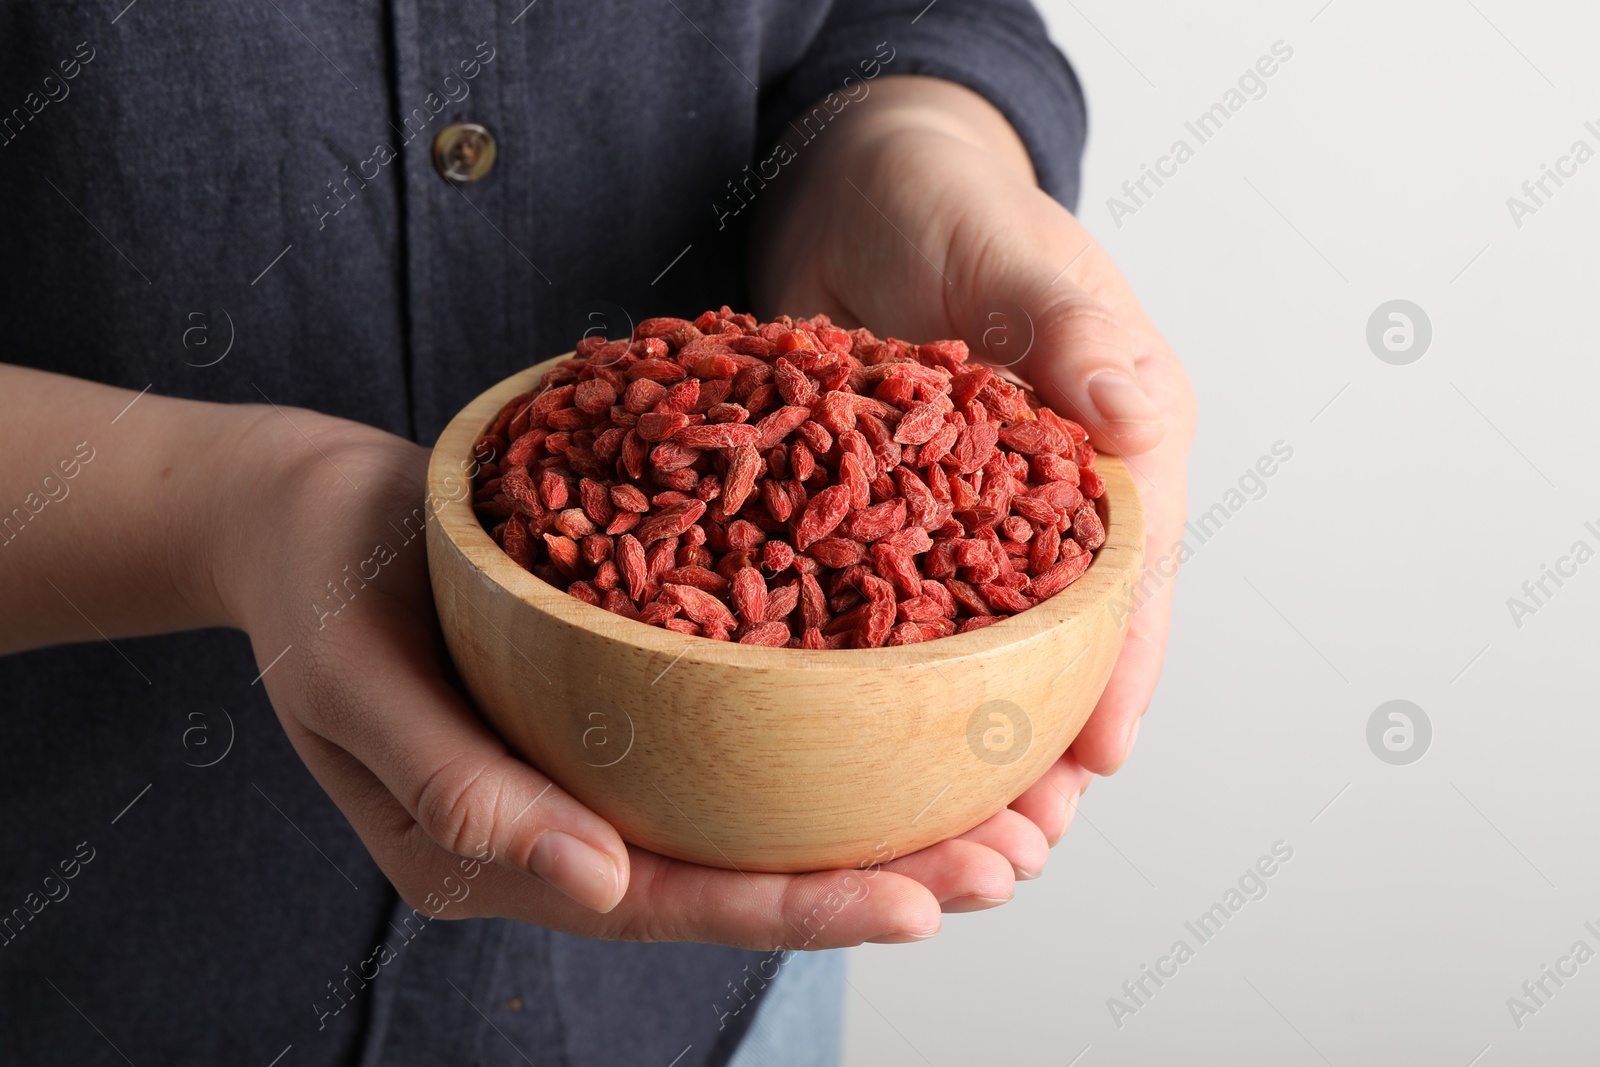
[946, 238, 1165, 456]
[274, 717, 549, 923]
[1068, 606, 1167, 775]
[266, 616, 630, 913]
[289, 726, 946, 948]
[591, 851, 945, 948]
[493, 850, 946, 950]
[515, 855, 946, 949]
[1067, 347, 1190, 774]
[1008, 752, 1093, 846]
[955, 807, 1049, 880]
[880, 838, 1016, 912]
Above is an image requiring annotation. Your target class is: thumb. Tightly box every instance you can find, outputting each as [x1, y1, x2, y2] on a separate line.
[951, 256, 1165, 456]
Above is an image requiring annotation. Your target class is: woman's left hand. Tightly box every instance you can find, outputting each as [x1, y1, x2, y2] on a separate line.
[753, 75, 1197, 886]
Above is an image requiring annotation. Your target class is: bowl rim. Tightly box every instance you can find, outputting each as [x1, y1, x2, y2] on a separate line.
[428, 354, 1145, 672]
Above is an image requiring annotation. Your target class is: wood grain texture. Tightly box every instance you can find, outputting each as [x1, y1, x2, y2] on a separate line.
[426, 355, 1145, 873]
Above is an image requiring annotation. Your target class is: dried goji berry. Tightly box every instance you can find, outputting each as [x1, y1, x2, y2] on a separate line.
[773, 358, 818, 406]
[1011, 495, 1060, 527]
[624, 378, 667, 414]
[979, 582, 1033, 613]
[636, 411, 689, 442]
[738, 621, 790, 646]
[502, 514, 532, 569]
[858, 597, 895, 648]
[658, 378, 700, 414]
[789, 440, 815, 483]
[538, 470, 569, 510]
[998, 421, 1069, 456]
[1079, 465, 1105, 499]
[579, 533, 612, 566]
[472, 308, 1110, 645]
[662, 565, 728, 593]
[649, 441, 701, 473]
[1030, 551, 1092, 600]
[1029, 523, 1061, 574]
[674, 422, 760, 450]
[611, 483, 650, 513]
[661, 583, 737, 629]
[731, 567, 768, 627]
[798, 571, 828, 631]
[871, 543, 922, 600]
[876, 525, 932, 556]
[744, 383, 779, 416]
[617, 534, 647, 601]
[839, 453, 870, 510]
[635, 500, 707, 544]
[764, 580, 799, 621]
[840, 498, 905, 543]
[896, 595, 946, 624]
[892, 401, 945, 444]
[1071, 502, 1106, 551]
[602, 588, 639, 618]
[714, 445, 757, 516]
[1000, 515, 1033, 543]
[621, 430, 647, 481]
[796, 419, 832, 454]
[578, 478, 615, 526]
[628, 359, 688, 383]
[574, 378, 618, 415]
[794, 484, 852, 551]
[919, 420, 960, 469]
[761, 538, 795, 574]
[505, 430, 544, 467]
[886, 622, 925, 646]
[1033, 480, 1084, 512]
[1033, 453, 1078, 484]
[543, 533, 581, 577]
[756, 478, 790, 522]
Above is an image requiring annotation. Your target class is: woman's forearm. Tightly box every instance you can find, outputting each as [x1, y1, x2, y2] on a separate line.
[0, 364, 295, 654]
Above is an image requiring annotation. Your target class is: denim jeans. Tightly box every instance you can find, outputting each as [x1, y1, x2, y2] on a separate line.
[727, 950, 848, 1067]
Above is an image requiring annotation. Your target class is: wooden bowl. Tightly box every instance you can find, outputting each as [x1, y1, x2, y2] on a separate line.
[426, 356, 1144, 873]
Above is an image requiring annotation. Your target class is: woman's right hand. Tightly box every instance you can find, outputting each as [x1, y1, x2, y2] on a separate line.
[221, 407, 1053, 948]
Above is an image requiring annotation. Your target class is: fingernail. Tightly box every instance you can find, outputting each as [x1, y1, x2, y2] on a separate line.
[1048, 789, 1078, 847]
[1104, 718, 1143, 776]
[866, 929, 940, 945]
[1014, 865, 1041, 881]
[1085, 372, 1162, 428]
[941, 894, 1013, 913]
[530, 831, 623, 913]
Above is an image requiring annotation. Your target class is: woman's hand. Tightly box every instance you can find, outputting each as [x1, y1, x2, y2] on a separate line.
[753, 76, 1197, 834]
[218, 408, 1042, 947]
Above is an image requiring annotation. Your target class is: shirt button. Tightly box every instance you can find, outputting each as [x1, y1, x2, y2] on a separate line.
[432, 122, 497, 183]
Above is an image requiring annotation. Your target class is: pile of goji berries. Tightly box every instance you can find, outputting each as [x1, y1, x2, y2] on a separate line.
[470, 307, 1106, 649]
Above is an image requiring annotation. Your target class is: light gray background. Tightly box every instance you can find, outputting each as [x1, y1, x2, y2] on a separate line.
[843, 1, 1598, 1063]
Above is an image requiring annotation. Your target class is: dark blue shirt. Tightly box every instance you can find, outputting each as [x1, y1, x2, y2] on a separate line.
[0, 2, 1084, 1063]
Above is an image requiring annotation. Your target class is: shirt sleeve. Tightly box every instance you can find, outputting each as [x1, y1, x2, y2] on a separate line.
[757, 0, 1088, 210]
